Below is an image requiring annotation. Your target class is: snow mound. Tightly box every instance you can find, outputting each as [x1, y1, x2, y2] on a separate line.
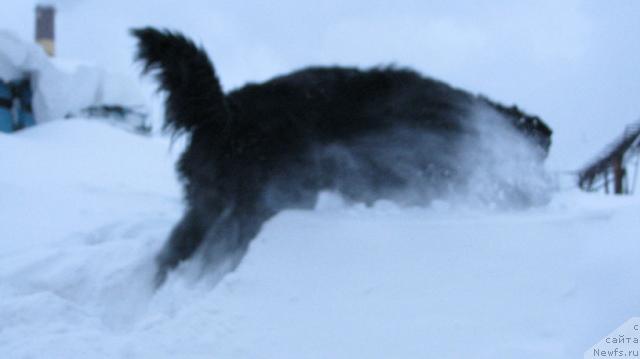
[1, 120, 639, 358]
[0, 30, 145, 123]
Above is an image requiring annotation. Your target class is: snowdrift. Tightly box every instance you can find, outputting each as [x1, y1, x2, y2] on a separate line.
[1, 119, 639, 358]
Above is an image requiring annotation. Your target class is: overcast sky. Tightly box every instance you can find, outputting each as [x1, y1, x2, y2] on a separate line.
[2, 0, 639, 169]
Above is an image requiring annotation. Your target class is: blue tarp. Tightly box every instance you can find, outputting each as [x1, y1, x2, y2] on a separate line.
[0, 78, 35, 133]
[0, 79, 13, 133]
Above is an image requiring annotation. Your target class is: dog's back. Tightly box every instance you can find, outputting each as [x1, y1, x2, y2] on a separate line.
[132, 28, 553, 285]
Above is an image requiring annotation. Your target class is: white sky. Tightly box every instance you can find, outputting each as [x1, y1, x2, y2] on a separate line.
[2, 0, 639, 169]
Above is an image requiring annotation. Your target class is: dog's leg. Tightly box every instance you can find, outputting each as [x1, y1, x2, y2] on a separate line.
[197, 208, 272, 277]
[155, 209, 207, 286]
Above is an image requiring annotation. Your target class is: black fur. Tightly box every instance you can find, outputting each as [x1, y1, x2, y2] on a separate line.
[131, 28, 228, 134]
[132, 27, 552, 285]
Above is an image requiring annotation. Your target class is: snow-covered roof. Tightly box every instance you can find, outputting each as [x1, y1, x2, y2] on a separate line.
[0, 29, 146, 123]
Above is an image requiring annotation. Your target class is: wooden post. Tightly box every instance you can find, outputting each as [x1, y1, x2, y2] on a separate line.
[35, 5, 55, 57]
[613, 155, 625, 194]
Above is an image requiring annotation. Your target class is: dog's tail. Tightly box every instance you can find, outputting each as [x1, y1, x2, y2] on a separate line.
[131, 27, 228, 133]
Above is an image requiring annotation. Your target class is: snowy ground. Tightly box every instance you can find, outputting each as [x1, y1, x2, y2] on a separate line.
[1, 119, 639, 358]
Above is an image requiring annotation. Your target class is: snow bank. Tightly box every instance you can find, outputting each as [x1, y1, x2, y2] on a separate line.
[0, 30, 145, 123]
[1, 119, 639, 358]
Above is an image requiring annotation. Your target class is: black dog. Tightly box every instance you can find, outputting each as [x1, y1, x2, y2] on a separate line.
[132, 28, 552, 285]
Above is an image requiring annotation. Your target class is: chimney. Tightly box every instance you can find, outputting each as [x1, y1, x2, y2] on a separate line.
[35, 5, 55, 56]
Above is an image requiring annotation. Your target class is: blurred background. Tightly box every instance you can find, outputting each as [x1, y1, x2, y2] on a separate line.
[2, 0, 639, 170]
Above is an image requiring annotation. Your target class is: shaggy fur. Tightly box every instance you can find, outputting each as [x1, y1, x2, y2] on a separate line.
[132, 28, 552, 285]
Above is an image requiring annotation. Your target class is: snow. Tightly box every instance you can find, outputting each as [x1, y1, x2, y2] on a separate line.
[1, 119, 639, 358]
[0, 31, 146, 123]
